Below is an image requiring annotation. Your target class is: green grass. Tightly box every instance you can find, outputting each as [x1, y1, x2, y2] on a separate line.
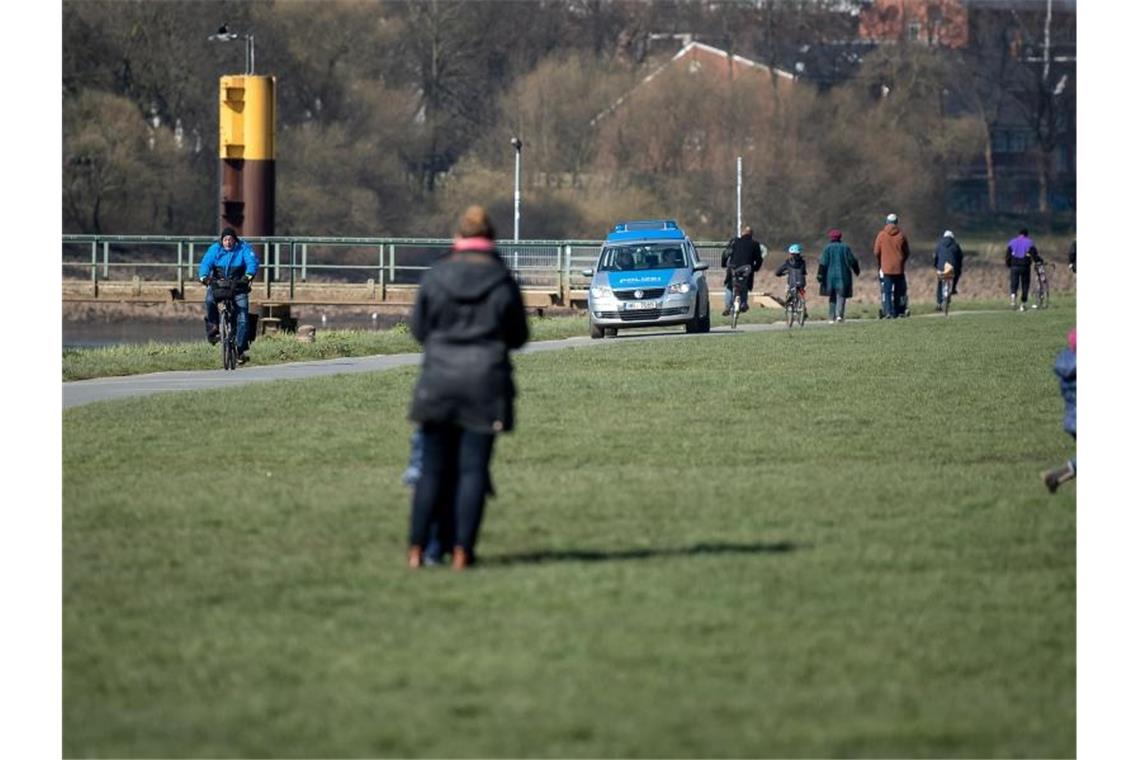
[63, 306, 1076, 757]
[64, 297, 1065, 381]
[61, 313, 591, 381]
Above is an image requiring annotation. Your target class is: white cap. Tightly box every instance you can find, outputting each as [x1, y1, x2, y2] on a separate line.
[943, 230, 954, 238]
[886, 213, 898, 224]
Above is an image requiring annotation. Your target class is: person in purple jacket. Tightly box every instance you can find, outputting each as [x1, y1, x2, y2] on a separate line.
[1042, 328, 1076, 493]
[1005, 228, 1041, 311]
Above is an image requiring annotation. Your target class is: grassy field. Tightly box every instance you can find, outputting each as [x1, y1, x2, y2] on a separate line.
[62, 305, 1076, 757]
[61, 314, 588, 381]
[62, 296, 1068, 381]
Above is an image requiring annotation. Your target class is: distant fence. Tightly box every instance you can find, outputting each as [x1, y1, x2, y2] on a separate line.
[61, 235, 733, 308]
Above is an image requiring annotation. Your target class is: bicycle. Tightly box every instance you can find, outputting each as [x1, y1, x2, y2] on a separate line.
[1033, 259, 1053, 309]
[209, 277, 241, 370]
[785, 285, 806, 328]
[937, 266, 955, 317]
[728, 264, 751, 329]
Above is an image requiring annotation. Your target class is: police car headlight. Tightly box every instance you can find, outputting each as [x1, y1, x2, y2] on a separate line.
[590, 285, 613, 298]
[666, 282, 692, 294]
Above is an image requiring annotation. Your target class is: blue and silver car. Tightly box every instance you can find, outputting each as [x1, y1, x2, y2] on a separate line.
[583, 220, 711, 338]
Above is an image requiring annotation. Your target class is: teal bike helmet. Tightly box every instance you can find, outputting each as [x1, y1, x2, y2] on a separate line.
[788, 243, 802, 254]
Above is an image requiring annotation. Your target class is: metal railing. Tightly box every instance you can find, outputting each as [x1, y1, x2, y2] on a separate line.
[62, 234, 734, 304]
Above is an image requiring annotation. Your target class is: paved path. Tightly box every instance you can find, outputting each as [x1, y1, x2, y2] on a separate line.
[63, 313, 990, 409]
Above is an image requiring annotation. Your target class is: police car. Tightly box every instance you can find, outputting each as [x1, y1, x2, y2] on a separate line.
[583, 220, 711, 339]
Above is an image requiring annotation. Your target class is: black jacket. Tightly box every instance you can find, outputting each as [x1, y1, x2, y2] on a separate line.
[775, 254, 808, 288]
[933, 237, 963, 272]
[721, 233, 764, 289]
[409, 246, 529, 433]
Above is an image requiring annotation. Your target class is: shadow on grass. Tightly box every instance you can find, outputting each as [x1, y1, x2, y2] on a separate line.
[483, 539, 802, 567]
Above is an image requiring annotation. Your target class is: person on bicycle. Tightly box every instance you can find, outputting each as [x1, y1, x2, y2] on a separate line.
[720, 226, 764, 316]
[198, 226, 259, 363]
[775, 243, 809, 319]
[933, 230, 963, 309]
[818, 229, 860, 323]
[1005, 227, 1041, 312]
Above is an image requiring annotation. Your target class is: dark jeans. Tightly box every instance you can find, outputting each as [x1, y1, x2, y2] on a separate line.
[882, 274, 907, 318]
[409, 422, 496, 555]
[205, 289, 251, 352]
[828, 292, 846, 320]
[1010, 267, 1030, 302]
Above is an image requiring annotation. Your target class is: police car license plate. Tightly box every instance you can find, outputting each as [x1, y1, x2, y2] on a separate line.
[624, 301, 658, 310]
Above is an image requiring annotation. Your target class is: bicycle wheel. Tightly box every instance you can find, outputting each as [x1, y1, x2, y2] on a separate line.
[731, 296, 740, 329]
[785, 298, 794, 328]
[942, 281, 951, 316]
[797, 296, 806, 326]
[219, 305, 232, 369]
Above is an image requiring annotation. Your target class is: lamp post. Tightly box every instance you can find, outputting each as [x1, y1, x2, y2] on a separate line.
[208, 24, 254, 75]
[511, 136, 523, 241]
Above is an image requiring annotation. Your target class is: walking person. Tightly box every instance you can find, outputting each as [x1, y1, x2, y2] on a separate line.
[817, 229, 860, 323]
[933, 230, 963, 309]
[873, 213, 911, 318]
[1006, 227, 1040, 311]
[406, 206, 529, 570]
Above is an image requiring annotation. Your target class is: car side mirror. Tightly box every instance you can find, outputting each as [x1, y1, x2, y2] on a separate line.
[581, 268, 594, 277]
[693, 261, 709, 271]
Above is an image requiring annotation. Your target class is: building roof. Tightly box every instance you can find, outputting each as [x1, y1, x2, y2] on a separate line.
[591, 41, 797, 126]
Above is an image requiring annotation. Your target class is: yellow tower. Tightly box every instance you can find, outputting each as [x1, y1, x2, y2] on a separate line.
[218, 75, 275, 237]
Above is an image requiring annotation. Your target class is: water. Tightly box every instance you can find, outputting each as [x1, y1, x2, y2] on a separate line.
[63, 314, 404, 348]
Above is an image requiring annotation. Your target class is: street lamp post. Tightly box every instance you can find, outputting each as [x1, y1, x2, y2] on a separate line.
[208, 24, 255, 75]
[511, 136, 523, 242]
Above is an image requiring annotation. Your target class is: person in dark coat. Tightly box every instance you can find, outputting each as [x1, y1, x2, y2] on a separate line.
[1068, 239, 1076, 273]
[1005, 227, 1041, 311]
[720, 226, 765, 315]
[406, 206, 529, 570]
[933, 230, 963, 308]
[1042, 329, 1076, 493]
[817, 229, 860, 323]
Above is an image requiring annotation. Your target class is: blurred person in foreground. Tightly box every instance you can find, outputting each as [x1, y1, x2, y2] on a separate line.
[406, 206, 529, 570]
[873, 213, 911, 318]
[1042, 329, 1077, 494]
[817, 228, 860, 323]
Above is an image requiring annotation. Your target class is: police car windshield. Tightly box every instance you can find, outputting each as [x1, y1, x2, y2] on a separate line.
[599, 243, 688, 271]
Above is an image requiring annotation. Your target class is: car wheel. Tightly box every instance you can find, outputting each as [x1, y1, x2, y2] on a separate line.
[589, 322, 604, 339]
[604, 327, 618, 338]
[685, 305, 700, 333]
[698, 297, 711, 332]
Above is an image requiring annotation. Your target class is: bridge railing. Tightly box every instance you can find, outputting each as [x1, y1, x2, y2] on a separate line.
[62, 235, 733, 305]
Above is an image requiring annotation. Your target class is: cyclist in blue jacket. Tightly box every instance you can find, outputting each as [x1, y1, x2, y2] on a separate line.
[198, 227, 259, 363]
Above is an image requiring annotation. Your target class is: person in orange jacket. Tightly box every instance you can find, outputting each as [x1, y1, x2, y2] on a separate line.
[873, 213, 911, 318]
